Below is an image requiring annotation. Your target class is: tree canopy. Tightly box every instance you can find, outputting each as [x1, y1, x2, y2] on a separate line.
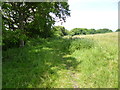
[52, 26, 69, 37]
[2, 2, 70, 37]
[2, 2, 70, 49]
[69, 28, 112, 36]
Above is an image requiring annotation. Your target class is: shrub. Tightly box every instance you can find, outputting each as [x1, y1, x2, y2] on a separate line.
[52, 26, 69, 37]
[2, 30, 28, 50]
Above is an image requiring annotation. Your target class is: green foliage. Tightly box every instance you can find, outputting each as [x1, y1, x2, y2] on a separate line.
[70, 28, 84, 36]
[52, 26, 69, 37]
[69, 28, 112, 36]
[96, 28, 112, 33]
[2, 29, 28, 50]
[2, 38, 73, 88]
[116, 29, 120, 32]
[70, 28, 96, 36]
[2, 2, 70, 49]
[87, 29, 96, 34]
[3, 32, 118, 88]
[69, 38, 94, 53]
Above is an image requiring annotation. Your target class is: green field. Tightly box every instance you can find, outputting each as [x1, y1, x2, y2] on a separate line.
[3, 32, 118, 88]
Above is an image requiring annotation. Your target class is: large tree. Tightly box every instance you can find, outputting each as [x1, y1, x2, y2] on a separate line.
[2, 2, 70, 48]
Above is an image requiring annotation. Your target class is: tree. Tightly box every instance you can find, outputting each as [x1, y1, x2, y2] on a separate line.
[52, 26, 69, 37]
[87, 29, 96, 34]
[116, 29, 120, 32]
[2, 2, 38, 47]
[70, 28, 88, 36]
[96, 28, 112, 33]
[2, 2, 70, 49]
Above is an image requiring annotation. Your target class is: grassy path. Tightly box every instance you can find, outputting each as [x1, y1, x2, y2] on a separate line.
[3, 32, 118, 88]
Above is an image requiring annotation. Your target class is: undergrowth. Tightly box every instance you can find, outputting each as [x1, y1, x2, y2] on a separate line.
[3, 32, 118, 88]
[69, 38, 95, 53]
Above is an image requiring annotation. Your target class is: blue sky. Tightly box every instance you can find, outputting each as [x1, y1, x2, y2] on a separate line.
[55, 0, 119, 31]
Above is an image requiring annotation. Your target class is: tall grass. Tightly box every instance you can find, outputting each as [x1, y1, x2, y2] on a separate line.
[3, 32, 118, 88]
[69, 38, 95, 53]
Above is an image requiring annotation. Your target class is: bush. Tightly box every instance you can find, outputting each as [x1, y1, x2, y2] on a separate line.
[2, 30, 28, 50]
[52, 26, 69, 37]
[69, 38, 94, 53]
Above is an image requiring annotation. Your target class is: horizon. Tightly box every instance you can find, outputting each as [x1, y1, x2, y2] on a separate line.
[54, 25, 117, 31]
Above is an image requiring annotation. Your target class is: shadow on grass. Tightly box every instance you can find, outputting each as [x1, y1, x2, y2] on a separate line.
[3, 38, 79, 88]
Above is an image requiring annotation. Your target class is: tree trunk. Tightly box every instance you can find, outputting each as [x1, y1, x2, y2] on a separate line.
[18, 3, 25, 47]
[20, 40, 24, 47]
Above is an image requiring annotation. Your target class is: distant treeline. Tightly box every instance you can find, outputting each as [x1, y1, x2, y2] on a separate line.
[52, 26, 120, 37]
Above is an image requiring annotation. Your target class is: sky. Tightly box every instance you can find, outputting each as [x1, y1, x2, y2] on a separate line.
[55, 0, 119, 31]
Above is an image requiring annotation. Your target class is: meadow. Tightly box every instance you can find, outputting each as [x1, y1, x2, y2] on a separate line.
[3, 32, 118, 88]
